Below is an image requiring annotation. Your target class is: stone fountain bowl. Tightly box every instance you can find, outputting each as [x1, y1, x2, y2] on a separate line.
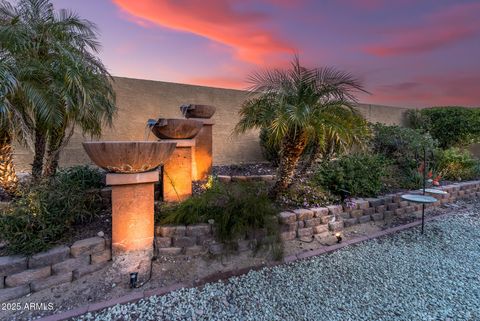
[180, 104, 216, 119]
[82, 141, 177, 173]
[150, 118, 202, 139]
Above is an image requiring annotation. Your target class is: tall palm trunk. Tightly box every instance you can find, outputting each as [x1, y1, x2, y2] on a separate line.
[43, 126, 65, 178]
[298, 140, 320, 176]
[270, 131, 307, 198]
[0, 130, 18, 194]
[32, 128, 47, 180]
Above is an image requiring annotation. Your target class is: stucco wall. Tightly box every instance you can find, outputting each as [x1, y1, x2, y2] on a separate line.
[13, 77, 411, 171]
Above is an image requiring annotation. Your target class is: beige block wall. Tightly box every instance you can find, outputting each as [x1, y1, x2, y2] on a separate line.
[13, 77, 411, 172]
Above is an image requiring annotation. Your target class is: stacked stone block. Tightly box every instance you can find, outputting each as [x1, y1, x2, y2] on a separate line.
[0, 236, 111, 302]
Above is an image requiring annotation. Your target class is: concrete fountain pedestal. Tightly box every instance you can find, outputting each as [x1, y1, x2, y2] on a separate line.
[83, 141, 176, 285]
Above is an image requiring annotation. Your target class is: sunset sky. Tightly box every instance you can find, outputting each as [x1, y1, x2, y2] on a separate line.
[51, 0, 480, 107]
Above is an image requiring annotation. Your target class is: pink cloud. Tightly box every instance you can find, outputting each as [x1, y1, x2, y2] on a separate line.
[368, 74, 480, 107]
[363, 2, 480, 57]
[111, 0, 293, 64]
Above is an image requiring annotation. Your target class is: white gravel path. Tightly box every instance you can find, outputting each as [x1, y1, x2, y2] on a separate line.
[77, 209, 480, 321]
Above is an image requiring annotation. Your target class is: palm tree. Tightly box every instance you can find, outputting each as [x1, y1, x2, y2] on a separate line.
[298, 108, 371, 175]
[0, 0, 115, 179]
[235, 56, 368, 197]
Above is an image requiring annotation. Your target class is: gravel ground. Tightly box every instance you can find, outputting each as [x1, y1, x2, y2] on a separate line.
[76, 207, 480, 321]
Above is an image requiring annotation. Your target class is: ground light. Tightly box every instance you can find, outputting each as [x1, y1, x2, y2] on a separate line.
[335, 232, 342, 243]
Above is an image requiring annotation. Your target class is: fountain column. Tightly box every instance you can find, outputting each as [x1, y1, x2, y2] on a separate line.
[190, 118, 214, 181]
[161, 139, 194, 202]
[107, 171, 158, 283]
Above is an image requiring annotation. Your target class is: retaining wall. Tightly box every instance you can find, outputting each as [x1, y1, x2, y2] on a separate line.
[1, 180, 479, 302]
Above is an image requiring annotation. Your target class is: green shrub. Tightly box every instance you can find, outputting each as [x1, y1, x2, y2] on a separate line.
[157, 180, 280, 254]
[370, 123, 437, 189]
[408, 107, 480, 148]
[0, 166, 105, 254]
[434, 148, 480, 181]
[314, 153, 388, 197]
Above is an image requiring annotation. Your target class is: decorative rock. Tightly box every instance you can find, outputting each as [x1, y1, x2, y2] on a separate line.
[383, 210, 394, 221]
[354, 199, 369, 209]
[297, 221, 305, 229]
[186, 224, 211, 236]
[280, 231, 296, 241]
[196, 234, 214, 246]
[387, 203, 399, 211]
[5, 266, 51, 287]
[157, 225, 177, 237]
[297, 227, 313, 238]
[317, 235, 338, 246]
[91, 250, 112, 264]
[231, 175, 248, 182]
[30, 272, 72, 292]
[155, 237, 172, 248]
[185, 246, 205, 256]
[328, 221, 344, 232]
[0, 285, 30, 302]
[209, 243, 224, 255]
[358, 215, 371, 224]
[172, 236, 196, 248]
[236, 240, 251, 252]
[0, 276, 3, 289]
[28, 246, 70, 269]
[259, 175, 275, 181]
[350, 209, 364, 218]
[339, 212, 351, 219]
[304, 218, 321, 228]
[174, 226, 187, 236]
[320, 215, 333, 224]
[293, 209, 314, 221]
[282, 222, 297, 232]
[313, 225, 328, 234]
[344, 218, 358, 227]
[394, 208, 406, 216]
[97, 231, 105, 237]
[371, 213, 384, 221]
[399, 201, 409, 208]
[52, 256, 90, 274]
[367, 198, 384, 207]
[157, 248, 182, 256]
[278, 212, 296, 224]
[70, 237, 105, 257]
[363, 207, 375, 216]
[73, 262, 109, 280]
[0, 256, 27, 276]
[375, 205, 386, 213]
[327, 205, 343, 215]
[310, 207, 329, 217]
[405, 206, 415, 214]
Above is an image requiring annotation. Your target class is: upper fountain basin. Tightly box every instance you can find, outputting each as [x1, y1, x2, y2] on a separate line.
[180, 104, 216, 119]
[150, 118, 202, 139]
[82, 141, 176, 173]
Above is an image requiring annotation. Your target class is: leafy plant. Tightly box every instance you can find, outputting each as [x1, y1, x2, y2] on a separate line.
[407, 107, 480, 148]
[434, 148, 480, 181]
[157, 180, 280, 253]
[235, 56, 368, 197]
[259, 128, 280, 167]
[314, 153, 388, 197]
[370, 123, 437, 189]
[0, 166, 105, 254]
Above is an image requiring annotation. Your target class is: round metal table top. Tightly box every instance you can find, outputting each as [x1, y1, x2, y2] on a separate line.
[401, 194, 438, 204]
[421, 188, 448, 195]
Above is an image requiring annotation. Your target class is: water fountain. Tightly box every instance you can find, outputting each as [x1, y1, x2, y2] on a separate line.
[180, 104, 216, 180]
[148, 118, 203, 202]
[83, 141, 176, 285]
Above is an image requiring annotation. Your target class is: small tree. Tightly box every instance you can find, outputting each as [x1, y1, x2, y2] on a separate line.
[235, 56, 368, 197]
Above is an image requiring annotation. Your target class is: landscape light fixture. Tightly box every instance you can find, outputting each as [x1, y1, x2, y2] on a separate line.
[335, 233, 342, 243]
[130, 272, 138, 288]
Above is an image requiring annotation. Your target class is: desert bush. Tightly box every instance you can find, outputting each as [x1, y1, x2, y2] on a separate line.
[314, 153, 388, 197]
[407, 107, 480, 148]
[370, 123, 437, 189]
[0, 166, 105, 254]
[434, 148, 480, 181]
[158, 180, 280, 254]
